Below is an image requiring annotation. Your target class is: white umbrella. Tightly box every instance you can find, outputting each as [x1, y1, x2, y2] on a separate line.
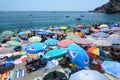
[28, 36, 42, 43]
[69, 70, 109, 80]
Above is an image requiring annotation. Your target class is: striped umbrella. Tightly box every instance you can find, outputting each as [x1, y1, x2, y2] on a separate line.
[58, 39, 75, 48]
[87, 48, 106, 57]
[73, 38, 93, 45]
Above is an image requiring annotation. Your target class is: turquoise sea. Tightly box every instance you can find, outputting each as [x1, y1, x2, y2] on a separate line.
[0, 11, 120, 33]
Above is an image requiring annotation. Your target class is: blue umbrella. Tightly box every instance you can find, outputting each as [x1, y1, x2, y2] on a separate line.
[25, 42, 47, 54]
[42, 48, 67, 61]
[68, 44, 90, 68]
[44, 39, 58, 46]
[38, 31, 48, 35]
[110, 24, 119, 28]
[102, 61, 120, 78]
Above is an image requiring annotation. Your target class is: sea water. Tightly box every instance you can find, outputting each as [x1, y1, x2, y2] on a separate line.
[0, 11, 120, 33]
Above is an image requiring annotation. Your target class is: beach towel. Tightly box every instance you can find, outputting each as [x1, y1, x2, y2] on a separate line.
[10, 70, 14, 80]
[16, 69, 26, 79]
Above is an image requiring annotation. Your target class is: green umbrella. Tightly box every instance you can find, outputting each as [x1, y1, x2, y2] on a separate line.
[42, 48, 67, 61]
[59, 26, 68, 30]
[2, 30, 14, 37]
[6, 41, 22, 46]
[66, 34, 80, 40]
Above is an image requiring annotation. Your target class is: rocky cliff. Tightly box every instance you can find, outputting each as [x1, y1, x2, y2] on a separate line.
[94, 0, 120, 13]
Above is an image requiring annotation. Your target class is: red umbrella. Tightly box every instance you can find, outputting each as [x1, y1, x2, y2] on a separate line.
[58, 39, 75, 48]
[73, 38, 93, 45]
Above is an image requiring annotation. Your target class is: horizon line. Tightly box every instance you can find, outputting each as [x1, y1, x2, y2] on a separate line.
[0, 10, 90, 12]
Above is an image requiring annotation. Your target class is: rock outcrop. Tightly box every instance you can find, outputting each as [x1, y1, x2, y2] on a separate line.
[94, 0, 120, 13]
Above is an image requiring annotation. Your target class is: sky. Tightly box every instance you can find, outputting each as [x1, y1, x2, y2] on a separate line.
[0, 0, 109, 11]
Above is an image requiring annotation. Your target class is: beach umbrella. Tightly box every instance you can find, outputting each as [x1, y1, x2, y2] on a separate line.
[81, 28, 90, 34]
[110, 34, 120, 38]
[105, 36, 120, 44]
[38, 31, 48, 35]
[42, 48, 67, 61]
[102, 61, 120, 78]
[46, 30, 52, 33]
[44, 39, 58, 46]
[69, 70, 109, 80]
[17, 31, 31, 37]
[2, 30, 14, 37]
[111, 27, 120, 31]
[92, 32, 109, 38]
[110, 24, 119, 28]
[98, 24, 109, 28]
[58, 39, 75, 48]
[51, 31, 61, 34]
[59, 26, 68, 30]
[0, 47, 13, 54]
[73, 38, 92, 45]
[28, 36, 42, 43]
[93, 39, 112, 47]
[65, 34, 80, 40]
[100, 28, 110, 33]
[85, 37, 96, 42]
[25, 42, 47, 54]
[92, 29, 100, 33]
[68, 44, 90, 68]
[6, 41, 22, 46]
[87, 48, 106, 58]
